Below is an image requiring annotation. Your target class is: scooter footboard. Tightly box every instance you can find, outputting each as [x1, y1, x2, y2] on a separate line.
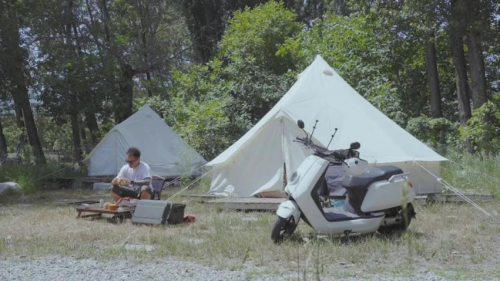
[361, 177, 416, 213]
[276, 200, 301, 223]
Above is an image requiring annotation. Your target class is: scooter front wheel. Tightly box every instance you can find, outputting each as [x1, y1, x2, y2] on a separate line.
[271, 216, 297, 244]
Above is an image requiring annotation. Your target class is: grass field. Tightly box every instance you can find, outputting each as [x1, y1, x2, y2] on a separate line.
[1, 188, 500, 280]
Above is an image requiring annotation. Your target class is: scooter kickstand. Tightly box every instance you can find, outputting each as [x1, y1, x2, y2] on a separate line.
[343, 230, 352, 243]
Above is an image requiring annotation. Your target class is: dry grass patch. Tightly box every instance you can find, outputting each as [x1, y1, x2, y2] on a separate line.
[1, 190, 500, 279]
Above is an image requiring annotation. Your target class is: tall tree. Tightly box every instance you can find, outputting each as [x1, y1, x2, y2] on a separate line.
[465, 0, 489, 108]
[84, 0, 189, 122]
[33, 0, 88, 162]
[181, 0, 267, 63]
[449, 0, 472, 126]
[0, 0, 46, 164]
[0, 116, 7, 159]
[426, 31, 442, 118]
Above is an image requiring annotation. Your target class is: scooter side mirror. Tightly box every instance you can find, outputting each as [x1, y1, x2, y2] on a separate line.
[350, 142, 361, 150]
[297, 120, 305, 129]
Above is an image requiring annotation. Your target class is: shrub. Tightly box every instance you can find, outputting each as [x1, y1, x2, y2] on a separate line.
[406, 115, 457, 154]
[459, 94, 500, 154]
[0, 164, 84, 194]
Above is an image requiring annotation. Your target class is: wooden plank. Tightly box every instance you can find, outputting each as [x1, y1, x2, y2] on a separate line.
[415, 193, 494, 204]
[206, 197, 286, 211]
[76, 206, 132, 216]
[181, 194, 223, 202]
[430, 193, 494, 203]
[54, 199, 100, 205]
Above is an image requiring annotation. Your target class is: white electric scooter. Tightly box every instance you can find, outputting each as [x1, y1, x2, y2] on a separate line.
[272, 120, 416, 243]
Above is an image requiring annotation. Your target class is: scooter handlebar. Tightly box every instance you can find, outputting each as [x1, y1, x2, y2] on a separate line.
[332, 151, 344, 160]
[295, 136, 358, 162]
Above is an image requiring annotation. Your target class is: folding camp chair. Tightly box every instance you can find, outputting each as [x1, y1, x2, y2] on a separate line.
[151, 175, 167, 200]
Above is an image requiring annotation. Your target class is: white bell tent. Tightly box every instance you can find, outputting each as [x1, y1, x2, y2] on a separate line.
[206, 55, 447, 197]
[86, 105, 206, 177]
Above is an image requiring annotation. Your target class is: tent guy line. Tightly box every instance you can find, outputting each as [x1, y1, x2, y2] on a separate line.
[413, 161, 500, 224]
[166, 166, 217, 201]
[448, 159, 500, 184]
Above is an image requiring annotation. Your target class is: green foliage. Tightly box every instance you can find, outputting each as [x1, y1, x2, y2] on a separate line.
[459, 94, 500, 153]
[163, 1, 301, 159]
[167, 65, 234, 160]
[278, 14, 412, 125]
[216, 1, 301, 124]
[1, 114, 22, 153]
[441, 151, 500, 198]
[220, 1, 301, 75]
[406, 116, 457, 153]
[2, 0, 500, 164]
[0, 164, 59, 194]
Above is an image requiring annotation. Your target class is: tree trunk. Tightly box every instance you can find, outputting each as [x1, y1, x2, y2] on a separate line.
[2, 2, 47, 164]
[466, 30, 488, 108]
[69, 110, 83, 163]
[0, 116, 8, 159]
[145, 72, 153, 97]
[115, 64, 135, 123]
[182, 0, 226, 63]
[79, 116, 91, 154]
[449, 0, 472, 126]
[9, 65, 46, 165]
[12, 96, 47, 164]
[85, 110, 99, 146]
[13, 102, 24, 128]
[449, 0, 474, 153]
[13, 102, 26, 145]
[425, 31, 442, 118]
[450, 41, 472, 125]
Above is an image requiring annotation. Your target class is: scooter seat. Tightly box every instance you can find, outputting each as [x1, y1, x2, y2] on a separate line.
[342, 166, 403, 190]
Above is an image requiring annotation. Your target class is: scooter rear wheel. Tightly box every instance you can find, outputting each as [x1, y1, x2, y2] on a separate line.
[271, 216, 297, 244]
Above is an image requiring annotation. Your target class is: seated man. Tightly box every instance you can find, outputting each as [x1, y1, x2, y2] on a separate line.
[110, 147, 153, 202]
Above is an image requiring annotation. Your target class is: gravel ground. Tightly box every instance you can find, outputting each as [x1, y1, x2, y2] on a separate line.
[0, 255, 286, 281]
[0, 255, 461, 281]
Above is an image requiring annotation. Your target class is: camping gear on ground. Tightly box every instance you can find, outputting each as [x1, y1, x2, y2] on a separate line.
[116, 197, 139, 211]
[85, 105, 206, 178]
[75, 205, 132, 223]
[183, 215, 196, 223]
[151, 175, 167, 200]
[132, 200, 186, 225]
[206, 55, 446, 198]
[271, 120, 416, 243]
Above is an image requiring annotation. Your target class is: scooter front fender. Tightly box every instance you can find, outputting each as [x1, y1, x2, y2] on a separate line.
[276, 200, 301, 223]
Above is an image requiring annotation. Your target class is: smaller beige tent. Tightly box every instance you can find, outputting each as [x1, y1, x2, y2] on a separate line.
[206, 55, 447, 197]
[86, 105, 206, 178]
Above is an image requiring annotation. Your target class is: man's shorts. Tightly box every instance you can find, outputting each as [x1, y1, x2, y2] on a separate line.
[110, 185, 153, 199]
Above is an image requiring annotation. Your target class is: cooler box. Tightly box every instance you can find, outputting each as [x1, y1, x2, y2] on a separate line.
[132, 200, 186, 225]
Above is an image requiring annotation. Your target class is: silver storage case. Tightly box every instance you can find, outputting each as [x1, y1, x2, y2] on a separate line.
[132, 200, 186, 225]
